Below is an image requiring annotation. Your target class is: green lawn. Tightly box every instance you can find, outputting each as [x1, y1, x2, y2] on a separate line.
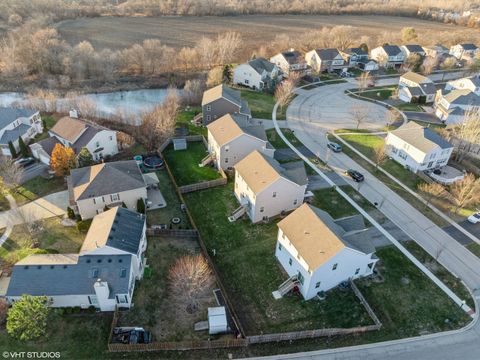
[146, 170, 190, 228]
[311, 186, 375, 219]
[396, 103, 424, 112]
[184, 184, 372, 335]
[467, 243, 480, 258]
[162, 142, 221, 186]
[356, 87, 395, 100]
[266, 128, 303, 149]
[176, 106, 206, 136]
[13, 176, 67, 206]
[31, 114, 60, 142]
[109, 142, 146, 162]
[0, 217, 87, 265]
[237, 88, 287, 120]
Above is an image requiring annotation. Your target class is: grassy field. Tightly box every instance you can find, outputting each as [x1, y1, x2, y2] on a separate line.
[0, 217, 87, 265]
[237, 88, 286, 120]
[146, 170, 190, 228]
[356, 87, 395, 100]
[183, 182, 470, 337]
[396, 103, 424, 112]
[13, 176, 67, 206]
[266, 128, 303, 149]
[162, 142, 220, 186]
[311, 186, 375, 219]
[176, 106, 206, 136]
[56, 15, 471, 51]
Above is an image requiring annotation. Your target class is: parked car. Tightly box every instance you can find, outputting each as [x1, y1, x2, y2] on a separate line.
[346, 169, 364, 182]
[112, 327, 152, 344]
[467, 212, 480, 224]
[327, 142, 342, 153]
[14, 157, 35, 168]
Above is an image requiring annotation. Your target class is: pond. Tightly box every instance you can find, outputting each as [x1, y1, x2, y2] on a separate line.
[0, 88, 174, 124]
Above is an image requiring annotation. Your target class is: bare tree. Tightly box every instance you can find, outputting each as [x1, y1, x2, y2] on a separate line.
[168, 254, 214, 313]
[206, 67, 223, 87]
[183, 79, 205, 106]
[440, 56, 457, 70]
[386, 107, 400, 127]
[421, 56, 438, 75]
[274, 73, 300, 110]
[349, 104, 369, 130]
[373, 143, 387, 170]
[356, 71, 372, 93]
[446, 108, 480, 162]
[0, 155, 23, 194]
[215, 32, 242, 66]
[139, 88, 179, 151]
[449, 173, 480, 214]
[417, 182, 446, 208]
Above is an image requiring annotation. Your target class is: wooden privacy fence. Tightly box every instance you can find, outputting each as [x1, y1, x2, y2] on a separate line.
[158, 135, 206, 153]
[108, 338, 247, 352]
[146, 228, 199, 237]
[178, 177, 228, 194]
[349, 280, 382, 327]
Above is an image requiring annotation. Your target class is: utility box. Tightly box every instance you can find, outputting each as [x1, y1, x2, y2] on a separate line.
[208, 306, 227, 335]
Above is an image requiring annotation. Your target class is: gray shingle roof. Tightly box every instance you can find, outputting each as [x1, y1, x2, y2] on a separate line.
[403, 44, 424, 53]
[69, 160, 145, 201]
[106, 208, 145, 254]
[34, 136, 61, 156]
[461, 44, 478, 50]
[281, 50, 302, 65]
[0, 124, 30, 145]
[6, 254, 132, 297]
[390, 121, 453, 153]
[315, 48, 341, 61]
[248, 57, 275, 75]
[345, 48, 368, 56]
[72, 126, 101, 153]
[0, 107, 37, 129]
[279, 161, 308, 186]
[382, 45, 402, 56]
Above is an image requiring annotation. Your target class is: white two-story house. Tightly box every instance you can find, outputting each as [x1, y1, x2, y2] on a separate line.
[385, 121, 454, 173]
[0, 108, 43, 157]
[400, 44, 426, 58]
[233, 150, 307, 223]
[270, 49, 310, 77]
[275, 204, 377, 300]
[31, 116, 118, 165]
[434, 88, 480, 124]
[398, 72, 436, 103]
[68, 160, 147, 220]
[6, 206, 146, 312]
[207, 114, 274, 170]
[371, 45, 405, 68]
[449, 44, 479, 60]
[445, 76, 480, 95]
[233, 57, 281, 91]
[305, 48, 347, 73]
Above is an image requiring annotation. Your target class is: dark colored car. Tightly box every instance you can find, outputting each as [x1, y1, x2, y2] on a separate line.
[346, 169, 364, 182]
[327, 142, 342, 153]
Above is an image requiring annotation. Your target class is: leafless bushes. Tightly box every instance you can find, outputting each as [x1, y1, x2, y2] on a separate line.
[275, 73, 300, 110]
[444, 108, 480, 163]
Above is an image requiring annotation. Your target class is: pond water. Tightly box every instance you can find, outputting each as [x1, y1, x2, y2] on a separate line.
[0, 88, 173, 124]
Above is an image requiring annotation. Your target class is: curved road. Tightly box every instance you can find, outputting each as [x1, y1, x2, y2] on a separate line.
[247, 72, 480, 360]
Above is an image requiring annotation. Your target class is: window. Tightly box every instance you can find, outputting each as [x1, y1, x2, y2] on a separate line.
[116, 295, 128, 304]
[225, 158, 229, 163]
[120, 268, 127, 278]
[95, 141, 100, 148]
[109, 136, 113, 141]
[273, 192, 277, 198]
[367, 262, 374, 269]
[90, 268, 99, 278]
[260, 206, 264, 213]
[111, 193, 120, 202]
[88, 295, 98, 305]
[315, 281, 321, 289]
[245, 79, 249, 84]
[297, 272, 304, 285]
[289, 258, 292, 266]
[206, 105, 211, 111]
[225, 145, 230, 152]
[278, 243, 282, 251]
[293, 199, 298, 206]
[332, 263, 338, 271]
[355, 268, 360, 275]
[206, 115, 211, 122]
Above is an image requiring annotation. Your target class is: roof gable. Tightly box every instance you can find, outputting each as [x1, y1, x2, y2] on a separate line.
[390, 121, 452, 153]
[202, 84, 241, 107]
[207, 114, 266, 147]
[50, 117, 88, 143]
[0, 107, 37, 129]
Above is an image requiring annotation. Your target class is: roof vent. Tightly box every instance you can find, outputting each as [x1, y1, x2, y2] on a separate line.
[108, 259, 112, 263]
[304, 231, 310, 235]
[86, 259, 91, 263]
[50, 265, 55, 269]
[37, 266, 42, 269]
[63, 265, 68, 269]
[118, 259, 123, 263]
[97, 259, 102, 263]
[24, 266, 29, 269]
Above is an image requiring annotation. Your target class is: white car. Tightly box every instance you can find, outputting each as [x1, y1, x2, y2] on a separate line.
[467, 212, 480, 224]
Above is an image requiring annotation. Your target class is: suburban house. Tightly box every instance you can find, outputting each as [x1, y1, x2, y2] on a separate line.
[305, 48, 347, 73]
[270, 49, 310, 77]
[233, 57, 281, 91]
[201, 84, 251, 125]
[206, 114, 274, 170]
[398, 72, 436, 103]
[423, 44, 449, 58]
[385, 121, 454, 173]
[339, 48, 379, 71]
[275, 204, 377, 300]
[371, 45, 405, 68]
[400, 44, 426, 58]
[68, 160, 147, 220]
[434, 88, 480, 124]
[0, 107, 43, 157]
[445, 75, 480, 95]
[232, 150, 308, 223]
[449, 43, 479, 60]
[30, 116, 118, 165]
[6, 206, 146, 311]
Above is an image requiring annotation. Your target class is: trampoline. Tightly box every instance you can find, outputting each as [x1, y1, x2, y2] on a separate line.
[143, 155, 165, 169]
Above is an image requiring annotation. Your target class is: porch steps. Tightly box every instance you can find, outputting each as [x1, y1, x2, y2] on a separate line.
[272, 275, 299, 300]
[199, 154, 213, 167]
[228, 205, 247, 222]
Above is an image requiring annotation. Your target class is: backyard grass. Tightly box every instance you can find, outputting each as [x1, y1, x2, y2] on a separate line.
[13, 176, 67, 205]
[162, 142, 220, 186]
[183, 183, 372, 335]
[396, 103, 424, 112]
[109, 142, 146, 162]
[146, 170, 190, 228]
[0, 217, 87, 265]
[266, 128, 303, 149]
[355, 87, 395, 100]
[311, 186, 375, 219]
[176, 106, 206, 136]
[118, 235, 218, 341]
[237, 88, 287, 120]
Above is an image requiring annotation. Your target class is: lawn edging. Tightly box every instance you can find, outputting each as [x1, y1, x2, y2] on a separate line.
[333, 132, 480, 246]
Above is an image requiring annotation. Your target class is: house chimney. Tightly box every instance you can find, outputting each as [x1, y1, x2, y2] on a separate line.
[69, 109, 79, 119]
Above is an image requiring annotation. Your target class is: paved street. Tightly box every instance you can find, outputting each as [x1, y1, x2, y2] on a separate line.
[0, 191, 68, 229]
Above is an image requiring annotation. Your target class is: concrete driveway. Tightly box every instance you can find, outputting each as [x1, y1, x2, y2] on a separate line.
[404, 111, 443, 124]
[0, 190, 68, 229]
[19, 162, 49, 184]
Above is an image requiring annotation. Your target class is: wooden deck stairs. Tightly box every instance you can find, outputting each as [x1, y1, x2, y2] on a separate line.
[272, 275, 299, 300]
